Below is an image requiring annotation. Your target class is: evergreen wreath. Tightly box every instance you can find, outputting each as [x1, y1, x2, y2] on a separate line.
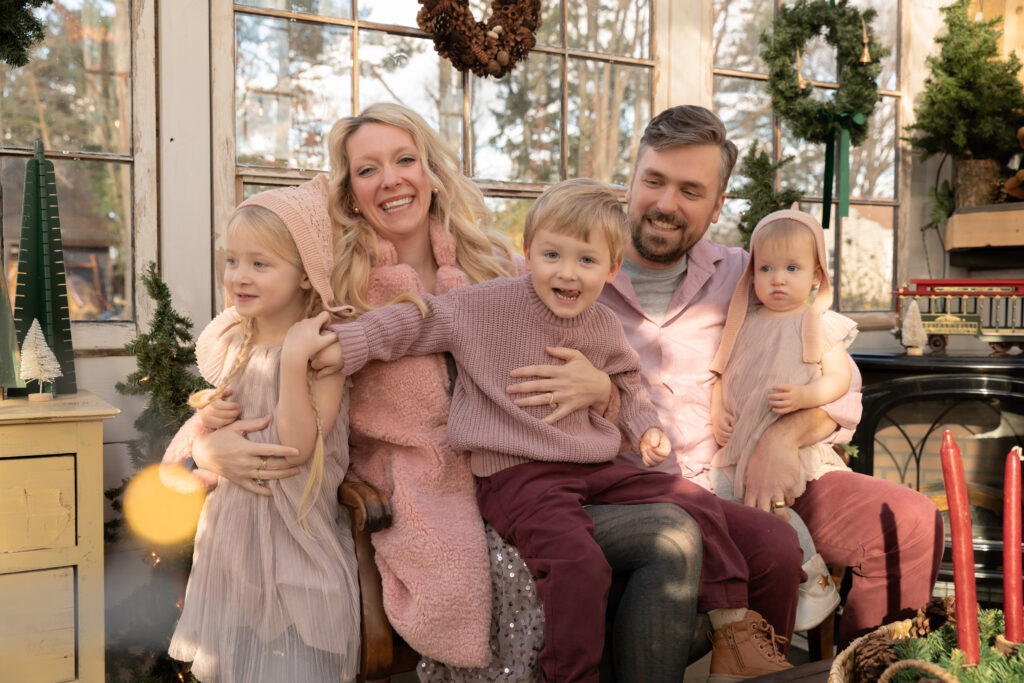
[417, 0, 541, 78]
[760, 0, 889, 147]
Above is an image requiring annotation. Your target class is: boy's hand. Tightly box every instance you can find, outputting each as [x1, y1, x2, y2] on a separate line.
[712, 412, 734, 447]
[639, 428, 672, 467]
[198, 388, 241, 429]
[768, 384, 805, 415]
[283, 311, 336, 364]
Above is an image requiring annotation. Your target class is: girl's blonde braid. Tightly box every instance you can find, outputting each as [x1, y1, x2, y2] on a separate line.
[188, 318, 257, 410]
[296, 367, 326, 533]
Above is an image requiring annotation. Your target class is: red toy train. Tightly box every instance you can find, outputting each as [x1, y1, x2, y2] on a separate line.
[894, 279, 1024, 352]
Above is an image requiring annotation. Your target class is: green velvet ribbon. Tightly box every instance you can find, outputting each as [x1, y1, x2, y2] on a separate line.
[818, 109, 866, 230]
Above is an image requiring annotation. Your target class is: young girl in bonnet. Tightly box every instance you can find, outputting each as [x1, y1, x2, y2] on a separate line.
[709, 208, 859, 634]
[169, 176, 360, 682]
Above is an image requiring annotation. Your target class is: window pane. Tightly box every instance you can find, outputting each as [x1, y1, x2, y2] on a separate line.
[852, 0, 898, 91]
[779, 111, 827, 198]
[242, 183, 292, 200]
[567, 59, 649, 185]
[839, 204, 894, 311]
[713, 0, 773, 73]
[567, 0, 650, 59]
[358, 32, 462, 156]
[470, 53, 561, 183]
[2, 157, 132, 321]
[360, 0, 418, 27]
[0, 0, 131, 155]
[468, 0, 562, 48]
[236, 0, 352, 19]
[713, 75, 773, 161]
[849, 94, 896, 201]
[710, 197, 747, 249]
[235, 14, 353, 169]
[484, 196, 533, 251]
[780, 0, 838, 83]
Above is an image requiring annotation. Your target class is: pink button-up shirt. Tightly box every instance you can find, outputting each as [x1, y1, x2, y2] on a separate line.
[600, 238, 862, 491]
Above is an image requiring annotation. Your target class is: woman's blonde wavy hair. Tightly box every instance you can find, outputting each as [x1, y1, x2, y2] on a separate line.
[326, 102, 515, 315]
[191, 205, 332, 532]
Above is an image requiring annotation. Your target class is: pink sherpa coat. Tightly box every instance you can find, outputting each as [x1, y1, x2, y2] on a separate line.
[343, 223, 493, 666]
[166, 222, 499, 667]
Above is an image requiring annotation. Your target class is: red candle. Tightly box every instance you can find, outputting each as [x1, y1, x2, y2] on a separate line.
[940, 430, 980, 665]
[1005, 446, 1023, 643]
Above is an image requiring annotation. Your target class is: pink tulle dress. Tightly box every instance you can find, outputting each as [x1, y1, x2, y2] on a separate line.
[169, 341, 360, 683]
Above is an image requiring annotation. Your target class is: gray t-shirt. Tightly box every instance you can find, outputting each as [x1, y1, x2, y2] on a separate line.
[620, 256, 688, 324]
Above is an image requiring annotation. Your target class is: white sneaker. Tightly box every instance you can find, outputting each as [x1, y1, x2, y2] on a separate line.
[793, 553, 841, 632]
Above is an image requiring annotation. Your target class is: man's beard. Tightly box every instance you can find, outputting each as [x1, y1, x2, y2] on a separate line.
[630, 210, 691, 264]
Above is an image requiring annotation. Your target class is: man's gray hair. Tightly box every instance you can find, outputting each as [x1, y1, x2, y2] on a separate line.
[638, 105, 739, 195]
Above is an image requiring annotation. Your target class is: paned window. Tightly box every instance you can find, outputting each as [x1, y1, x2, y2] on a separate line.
[224, 0, 653, 250]
[1, 0, 138, 323]
[712, 0, 900, 313]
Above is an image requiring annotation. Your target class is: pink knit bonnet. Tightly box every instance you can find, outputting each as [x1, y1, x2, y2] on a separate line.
[238, 174, 353, 317]
[710, 208, 832, 374]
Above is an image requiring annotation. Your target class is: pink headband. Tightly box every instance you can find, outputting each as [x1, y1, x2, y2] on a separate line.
[710, 209, 832, 374]
[239, 175, 354, 318]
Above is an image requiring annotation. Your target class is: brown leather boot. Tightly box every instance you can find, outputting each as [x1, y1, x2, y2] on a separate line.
[707, 610, 792, 681]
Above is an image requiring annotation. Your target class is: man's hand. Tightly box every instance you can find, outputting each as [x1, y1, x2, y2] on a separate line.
[639, 428, 672, 467]
[768, 384, 806, 415]
[742, 408, 837, 516]
[197, 388, 241, 429]
[508, 347, 613, 424]
[192, 415, 300, 496]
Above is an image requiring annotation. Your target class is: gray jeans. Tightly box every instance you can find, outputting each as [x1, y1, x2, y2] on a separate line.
[589, 503, 703, 683]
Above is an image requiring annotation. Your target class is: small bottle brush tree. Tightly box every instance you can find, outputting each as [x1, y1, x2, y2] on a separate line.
[901, 299, 928, 355]
[19, 318, 62, 400]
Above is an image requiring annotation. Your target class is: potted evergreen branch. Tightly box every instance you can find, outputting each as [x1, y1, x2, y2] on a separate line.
[903, 0, 1024, 214]
[732, 142, 804, 250]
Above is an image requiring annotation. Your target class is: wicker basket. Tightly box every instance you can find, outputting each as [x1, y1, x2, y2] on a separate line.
[828, 619, 961, 682]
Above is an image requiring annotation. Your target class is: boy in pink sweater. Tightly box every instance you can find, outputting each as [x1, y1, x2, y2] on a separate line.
[306, 179, 793, 682]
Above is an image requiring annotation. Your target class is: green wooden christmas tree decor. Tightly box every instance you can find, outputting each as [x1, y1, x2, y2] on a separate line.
[12, 139, 76, 395]
[0, 265, 21, 397]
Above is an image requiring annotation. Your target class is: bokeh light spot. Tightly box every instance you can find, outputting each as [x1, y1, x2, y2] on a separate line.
[123, 464, 205, 545]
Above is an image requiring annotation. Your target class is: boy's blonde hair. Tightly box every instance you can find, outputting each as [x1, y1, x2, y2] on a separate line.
[523, 178, 627, 264]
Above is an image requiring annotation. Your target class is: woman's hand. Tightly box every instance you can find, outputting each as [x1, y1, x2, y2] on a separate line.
[283, 311, 336, 365]
[508, 346, 613, 424]
[192, 416, 300, 496]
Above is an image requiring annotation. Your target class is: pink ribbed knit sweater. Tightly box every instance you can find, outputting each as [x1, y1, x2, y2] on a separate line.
[332, 274, 662, 477]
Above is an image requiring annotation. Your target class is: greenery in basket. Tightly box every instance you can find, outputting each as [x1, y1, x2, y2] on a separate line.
[902, 0, 1024, 164]
[889, 608, 1024, 682]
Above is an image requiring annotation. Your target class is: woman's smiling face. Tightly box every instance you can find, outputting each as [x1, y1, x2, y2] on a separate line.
[347, 122, 434, 244]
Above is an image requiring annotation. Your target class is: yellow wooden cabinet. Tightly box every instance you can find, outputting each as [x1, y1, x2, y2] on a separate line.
[0, 392, 119, 683]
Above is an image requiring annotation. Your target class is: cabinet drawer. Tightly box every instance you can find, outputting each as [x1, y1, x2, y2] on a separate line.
[0, 455, 77, 554]
[0, 566, 76, 682]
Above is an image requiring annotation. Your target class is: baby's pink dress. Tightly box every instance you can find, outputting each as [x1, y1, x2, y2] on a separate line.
[711, 307, 856, 499]
[169, 341, 360, 682]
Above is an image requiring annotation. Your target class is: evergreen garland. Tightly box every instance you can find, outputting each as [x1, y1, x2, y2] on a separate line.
[760, 0, 889, 146]
[0, 0, 52, 67]
[104, 262, 205, 683]
[889, 608, 1024, 683]
[732, 142, 804, 249]
[902, 0, 1024, 162]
